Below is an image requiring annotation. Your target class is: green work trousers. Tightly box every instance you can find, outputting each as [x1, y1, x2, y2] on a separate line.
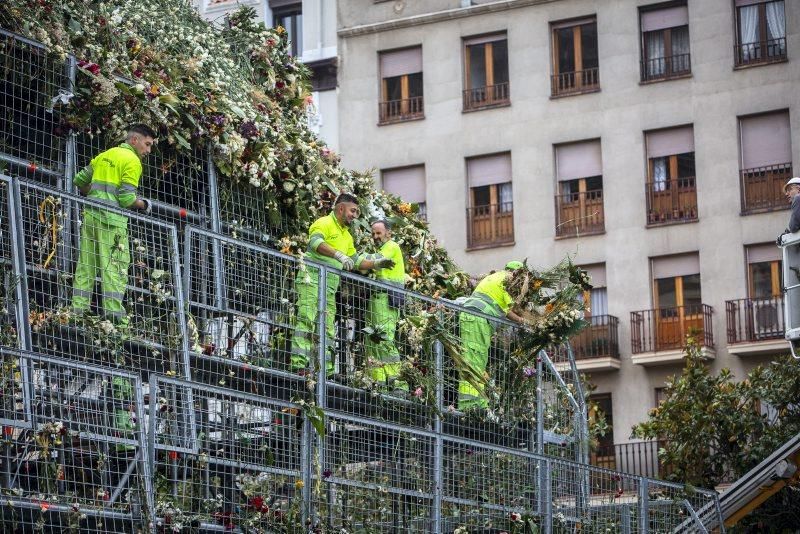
[71, 209, 130, 327]
[458, 306, 499, 409]
[290, 266, 339, 374]
[112, 376, 136, 451]
[365, 292, 406, 390]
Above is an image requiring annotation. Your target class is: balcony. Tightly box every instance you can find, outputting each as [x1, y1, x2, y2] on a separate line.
[591, 441, 674, 480]
[558, 315, 620, 372]
[726, 296, 787, 356]
[645, 177, 698, 226]
[641, 53, 691, 83]
[740, 162, 792, 214]
[462, 82, 510, 111]
[630, 304, 715, 365]
[466, 202, 514, 249]
[734, 38, 788, 68]
[550, 68, 600, 97]
[378, 96, 424, 124]
[555, 189, 604, 238]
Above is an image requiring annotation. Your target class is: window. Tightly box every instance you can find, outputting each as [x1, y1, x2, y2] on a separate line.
[639, 4, 691, 81]
[581, 264, 608, 320]
[747, 244, 782, 299]
[739, 110, 793, 213]
[382, 165, 427, 220]
[589, 393, 614, 455]
[645, 126, 697, 225]
[550, 17, 600, 96]
[651, 253, 705, 350]
[466, 153, 514, 248]
[272, 2, 302, 57]
[654, 387, 667, 406]
[379, 47, 424, 124]
[555, 140, 604, 237]
[734, 0, 787, 66]
[463, 34, 510, 110]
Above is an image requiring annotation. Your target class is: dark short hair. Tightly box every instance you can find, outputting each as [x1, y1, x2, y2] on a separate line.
[371, 219, 391, 230]
[335, 193, 359, 206]
[128, 123, 157, 139]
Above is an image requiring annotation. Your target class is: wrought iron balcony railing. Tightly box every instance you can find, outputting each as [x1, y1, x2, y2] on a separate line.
[630, 304, 714, 354]
[555, 189, 604, 238]
[735, 37, 788, 67]
[378, 96, 424, 124]
[568, 314, 620, 361]
[740, 162, 793, 214]
[550, 67, 600, 97]
[726, 296, 785, 344]
[466, 202, 514, 248]
[641, 52, 691, 82]
[462, 82, 510, 111]
[646, 177, 698, 226]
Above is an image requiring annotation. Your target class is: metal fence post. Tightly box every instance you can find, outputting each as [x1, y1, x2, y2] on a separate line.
[542, 459, 552, 533]
[639, 477, 649, 533]
[432, 337, 444, 533]
[206, 150, 225, 308]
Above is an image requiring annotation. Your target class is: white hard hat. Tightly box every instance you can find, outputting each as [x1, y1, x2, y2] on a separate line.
[785, 177, 800, 190]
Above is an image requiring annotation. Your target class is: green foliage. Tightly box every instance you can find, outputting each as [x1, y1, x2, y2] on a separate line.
[631, 336, 800, 529]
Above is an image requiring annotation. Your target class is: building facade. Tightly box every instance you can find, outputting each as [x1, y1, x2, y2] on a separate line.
[194, 0, 340, 149]
[336, 0, 799, 466]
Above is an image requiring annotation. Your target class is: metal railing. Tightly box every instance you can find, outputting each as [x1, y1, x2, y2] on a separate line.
[641, 53, 691, 82]
[726, 296, 785, 344]
[630, 304, 714, 354]
[555, 189, 605, 237]
[740, 163, 793, 214]
[466, 202, 514, 248]
[645, 177, 698, 225]
[0, 28, 726, 533]
[378, 96, 424, 124]
[566, 315, 620, 361]
[550, 68, 600, 97]
[591, 440, 673, 480]
[734, 37, 788, 67]
[462, 82, 510, 110]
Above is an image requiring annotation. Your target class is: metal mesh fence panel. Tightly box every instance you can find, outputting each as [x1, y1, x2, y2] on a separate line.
[74, 133, 211, 231]
[149, 376, 305, 532]
[314, 413, 435, 533]
[184, 226, 308, 400]
[0, 30, 70, 184]
[0, 348, 150, 533]
[13, 179, 189, 380]
[0, 175, 20, 350]
[218, 180, 289, 246]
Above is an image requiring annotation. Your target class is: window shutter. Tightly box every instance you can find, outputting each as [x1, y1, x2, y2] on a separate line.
[740, 111, 792, 169]
[646, 126, 694, 158]
[652, 253, 700, 279]
[382, 166, 426, 204]
[581, 263, 607, 288]
[735, 0, 767, 6]
[380, 47, 422, 78]
[467, 153, 512, 188]
[641, 6, 689, 32]
[556, 140, 603, 181]
[464, 33, 506, 46]
[747, 243, 781, 264]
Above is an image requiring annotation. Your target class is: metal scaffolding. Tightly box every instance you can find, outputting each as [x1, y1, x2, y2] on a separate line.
[0, 28, 724, 533]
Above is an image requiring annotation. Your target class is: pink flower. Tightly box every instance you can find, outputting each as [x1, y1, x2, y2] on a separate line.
[414, 387, 423, 398]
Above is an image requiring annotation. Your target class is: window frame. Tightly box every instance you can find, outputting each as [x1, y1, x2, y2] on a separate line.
[549, 17, 600, 97]
[466, 182, 515, 249]
[555, 176, 605, 237]
[378, 47, 425, 124]
[734, 0, 788, 67]
[273, 3, 303, 57]
[462, 34, 510, 111]
[640, 25, 692, 82]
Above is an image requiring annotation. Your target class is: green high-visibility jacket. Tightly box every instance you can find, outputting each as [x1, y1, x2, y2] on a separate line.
[74, 143, 142, 225]
[374, 239, 405, 284]
[466, 270, 513, 317]
[306, 213, 360, 270]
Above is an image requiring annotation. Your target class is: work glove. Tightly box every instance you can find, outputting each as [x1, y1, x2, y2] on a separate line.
[373, 257, 395, 270]
[334, 251, 355, 271]
[140, 198, 153, 215]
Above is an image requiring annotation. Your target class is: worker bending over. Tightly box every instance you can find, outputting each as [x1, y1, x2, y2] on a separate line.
[458, 261, 525, 409]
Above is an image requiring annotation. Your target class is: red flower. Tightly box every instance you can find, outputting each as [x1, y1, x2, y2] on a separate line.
[248, 495, 265, 511]
[168, 450, 179, 461]
[275, 81, 285, 89]
[133, 69, 143, 78]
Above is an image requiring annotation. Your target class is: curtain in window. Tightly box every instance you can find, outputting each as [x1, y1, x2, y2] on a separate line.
[671, 27, 690, 72]
[498, 182, 513, 212]
[590, 288, 608, 321]
[766, 1, 786, 56]
[645, 32, 665, 77]
[739, 5, 760, 61]
[652, 157, 668, 192]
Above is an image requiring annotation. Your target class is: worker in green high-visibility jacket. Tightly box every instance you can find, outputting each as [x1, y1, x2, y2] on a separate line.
[290, 194, 395, 375]
[71, 124, 156, 450]
[364, 219, 407, 390]
[458, 261, 525, 410]
[71, 124, 157, 328]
